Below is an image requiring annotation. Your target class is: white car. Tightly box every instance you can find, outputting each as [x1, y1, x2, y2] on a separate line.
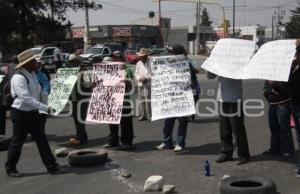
[38, 47, 68, 72]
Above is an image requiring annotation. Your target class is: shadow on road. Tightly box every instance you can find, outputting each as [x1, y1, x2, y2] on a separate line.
[177, 143, 221, 155]
[250, 152, 299, 165]
[189, 117, 219, 124]
[55, 137, 107, 149]
[132, 141, 162, 153]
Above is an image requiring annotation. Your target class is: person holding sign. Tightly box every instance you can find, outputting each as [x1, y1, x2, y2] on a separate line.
[68, 54, 93, 145]
[263, 80, 294, 158]
[5, 50, 65, 177]
[156, 44, 191, 152]
[103, 51, 134, 150]
[135, 48, 152, 121]
[207, 74, 250, 165]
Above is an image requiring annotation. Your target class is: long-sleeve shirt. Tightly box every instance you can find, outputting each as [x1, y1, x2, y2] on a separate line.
[135, 59, 151, 87]
[11, 68, 48, 112]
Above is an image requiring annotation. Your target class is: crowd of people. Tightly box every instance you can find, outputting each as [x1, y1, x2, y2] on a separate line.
[0, 43, 300, 179]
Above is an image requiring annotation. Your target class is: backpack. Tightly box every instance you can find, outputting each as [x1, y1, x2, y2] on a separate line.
[4, 71, 29, 109]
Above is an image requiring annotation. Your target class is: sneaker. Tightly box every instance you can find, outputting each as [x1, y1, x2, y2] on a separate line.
[69, 138, 86, 145]
[103, 143, 119, 149]
[138, 116, 147, 121]
[174, 145, 183, 152]
[216, 154, 233, 163]
[156, 143, 173, 150]
[236, 157, 250, 165]
[282, 152, 293, 159]
[6, 169, 23, 178]
[47, 163, 67, 175]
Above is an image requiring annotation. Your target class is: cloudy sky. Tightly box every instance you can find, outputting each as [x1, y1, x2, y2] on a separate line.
[67, 0, 299, 28]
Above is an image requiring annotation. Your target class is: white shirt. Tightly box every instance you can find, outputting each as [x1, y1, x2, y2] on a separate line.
[53, 48, 61, 61]
[135, 59, 151, 87]
[11, 68, 49, 112]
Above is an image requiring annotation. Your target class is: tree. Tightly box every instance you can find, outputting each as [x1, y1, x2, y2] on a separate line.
[286, 4, 300, 38]
[201, 8, 212, 27]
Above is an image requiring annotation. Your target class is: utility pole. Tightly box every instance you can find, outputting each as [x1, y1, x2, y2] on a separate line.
[158, 0, 163, 47]
[232, 0, 235, 38]
[195, 1, 201, 55]
[84, 0, 91, 52]
[272, 6, 285, 40]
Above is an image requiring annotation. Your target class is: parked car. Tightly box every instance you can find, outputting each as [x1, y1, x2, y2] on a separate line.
[80, 43, 124, 66]
[149, 47, 169, 56]
[124, 49, 139, 64]
[38, 47, 68, 72]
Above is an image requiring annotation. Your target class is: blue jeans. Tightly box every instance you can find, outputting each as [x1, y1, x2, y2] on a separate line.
[292, 104, 300, 149]
[268, 103, 294, 155]
[163, 117, 188, 147]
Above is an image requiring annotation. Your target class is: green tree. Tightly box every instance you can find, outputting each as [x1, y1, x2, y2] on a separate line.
[201, 8, 212, 27]
[286, 4, 300, 38]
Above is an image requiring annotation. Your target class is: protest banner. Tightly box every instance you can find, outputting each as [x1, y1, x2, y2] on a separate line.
[151, 55, 195, 121]
[202, 38, 296, 81]
[86, 63, 125, 124]
[48, 68, 79, 115]
[0, 75, 4, 84]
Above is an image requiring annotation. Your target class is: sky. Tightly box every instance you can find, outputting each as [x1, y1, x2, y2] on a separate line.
[66, 0, 300, 28]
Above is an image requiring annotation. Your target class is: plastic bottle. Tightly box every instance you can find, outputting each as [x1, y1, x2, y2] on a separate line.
[205, 160, 210, 176]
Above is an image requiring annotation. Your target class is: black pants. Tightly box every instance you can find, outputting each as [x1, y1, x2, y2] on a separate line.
[108, 108, 133, 145]
[5, 108, 56, 171]
[0, 105, 6, 135]
[219, 102, 250, 158]
[72, 101, 88, 142]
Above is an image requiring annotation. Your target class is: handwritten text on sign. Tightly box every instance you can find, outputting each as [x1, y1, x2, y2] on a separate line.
[86, 63, 125, 124]
[48, 68, 79, 115]
[202, 38, 296, 81]
[151, 55, 195, 121]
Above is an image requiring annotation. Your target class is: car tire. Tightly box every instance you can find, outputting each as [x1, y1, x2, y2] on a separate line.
[68, 149, 108, 167]
[0, 135, 11, 151]
[220, 175, 277, 194]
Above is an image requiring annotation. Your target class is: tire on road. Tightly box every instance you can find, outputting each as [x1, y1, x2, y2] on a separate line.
[220, 175, 277, 194]
[0, 135, 11, 151]
[68, 149, 108, 167]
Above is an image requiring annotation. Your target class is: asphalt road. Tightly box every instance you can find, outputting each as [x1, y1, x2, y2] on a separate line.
[0, 75, 299, 194]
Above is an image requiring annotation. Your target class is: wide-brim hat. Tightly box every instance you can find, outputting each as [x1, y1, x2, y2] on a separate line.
[137, 48, 149, 57]
[15, 50, 39, 69]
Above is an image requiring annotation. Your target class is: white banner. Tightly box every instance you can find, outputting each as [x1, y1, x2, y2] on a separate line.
[202, 38, 297, 82]
[151, 55, 195, 121]
[0, 75, 4, 84]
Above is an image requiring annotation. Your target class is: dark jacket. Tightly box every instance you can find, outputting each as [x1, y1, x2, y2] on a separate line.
[288, 60, 300, 105]
[263, 80, 290, 105]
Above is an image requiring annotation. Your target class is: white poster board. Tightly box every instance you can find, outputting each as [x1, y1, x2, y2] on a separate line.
[202, 39, 297, 81]
[151, 55, 195, 121]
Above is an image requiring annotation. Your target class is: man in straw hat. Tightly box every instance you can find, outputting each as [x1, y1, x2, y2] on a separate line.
[135, 48, 152, 121]
[5, 50, 65, 177]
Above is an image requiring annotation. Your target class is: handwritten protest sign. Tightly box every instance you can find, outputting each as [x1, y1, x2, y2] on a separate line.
[0, 75, 4, 84]
[151, 55, 195, 121]
[202, 38, 256, 79]
[202, 38, 297, 81]
[86, 63, 125, 124]
[242, 40, 296, 81]
[48, 68, 79, 115]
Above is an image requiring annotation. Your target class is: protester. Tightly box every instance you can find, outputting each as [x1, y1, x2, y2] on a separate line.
[68, 54, 93, 145]
[5, 50, 65, 177]
[184, 50, 201, 121]
[0, 56, 19, 135]
[156, 44, 191, 152]
[207, 73, 250, 165]
[103, 51, 134, 150]
[288, 45, 300, 178]
[135, 48, 152, 121]
[263, 80, 294, 158]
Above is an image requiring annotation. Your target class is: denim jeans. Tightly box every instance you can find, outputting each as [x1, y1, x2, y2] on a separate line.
[163, 117, 188, 147]
[268, 103, 294, 155]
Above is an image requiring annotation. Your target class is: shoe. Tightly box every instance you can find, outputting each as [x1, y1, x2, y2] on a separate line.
[236, 157, 250, 165]
[262, 150, 281, 155]
[138, 116, 147, 121]
[174, 145, 183, 152]
[47, 163, 67, 175]
[282, 152, 293, 159]
[216, 154, 233, 163]
[118, 144, 133, 151]
[69, 138, 86, 145]
[6, 169, 23, 178]
[156, 143, 173, 150]
[103, 143, 119, 149]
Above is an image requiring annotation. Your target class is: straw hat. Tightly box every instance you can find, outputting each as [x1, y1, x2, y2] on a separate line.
[137, 48, 149, 57]
[15, 50, 39, 69]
